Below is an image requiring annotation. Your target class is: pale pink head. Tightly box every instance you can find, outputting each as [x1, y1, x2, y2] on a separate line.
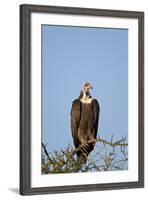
[82, 81, 93, 93]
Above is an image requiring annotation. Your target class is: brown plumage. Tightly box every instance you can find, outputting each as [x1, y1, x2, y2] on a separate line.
[71, 82, 100, 162]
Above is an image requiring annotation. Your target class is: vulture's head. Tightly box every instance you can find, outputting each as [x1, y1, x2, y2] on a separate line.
[82, 81, 93, 93]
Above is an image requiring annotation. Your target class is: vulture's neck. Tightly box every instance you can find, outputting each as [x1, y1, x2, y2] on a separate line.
[79, 91, 93, 104]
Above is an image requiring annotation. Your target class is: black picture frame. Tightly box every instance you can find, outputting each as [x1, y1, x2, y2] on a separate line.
[20, 4, 144, 195]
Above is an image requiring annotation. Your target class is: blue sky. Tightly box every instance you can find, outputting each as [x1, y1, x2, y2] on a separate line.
[42, 25, 128, 153]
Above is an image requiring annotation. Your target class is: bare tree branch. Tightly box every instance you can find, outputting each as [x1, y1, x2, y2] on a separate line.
[74, 137, 128, 154]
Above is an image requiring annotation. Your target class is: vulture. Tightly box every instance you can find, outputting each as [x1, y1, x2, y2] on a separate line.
[71, 82, 100, 162]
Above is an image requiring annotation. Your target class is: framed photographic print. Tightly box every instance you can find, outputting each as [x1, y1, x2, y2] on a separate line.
[20, 4, 144, 195]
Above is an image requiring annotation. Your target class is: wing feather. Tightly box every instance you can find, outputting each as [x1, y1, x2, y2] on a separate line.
[70, 100, 81, 148]
[92, 99, 100, 138]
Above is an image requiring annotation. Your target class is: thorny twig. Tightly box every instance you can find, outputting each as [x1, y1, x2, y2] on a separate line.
[42, 135, 128, 174]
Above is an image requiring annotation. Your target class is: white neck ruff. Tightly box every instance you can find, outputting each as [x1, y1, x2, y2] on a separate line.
[80, 92, 93, 104]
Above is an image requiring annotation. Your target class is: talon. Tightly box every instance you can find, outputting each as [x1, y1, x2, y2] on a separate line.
[85, 142, 89, 147]
[83, 146, 89, 155]
[82, 146, 88, 154]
